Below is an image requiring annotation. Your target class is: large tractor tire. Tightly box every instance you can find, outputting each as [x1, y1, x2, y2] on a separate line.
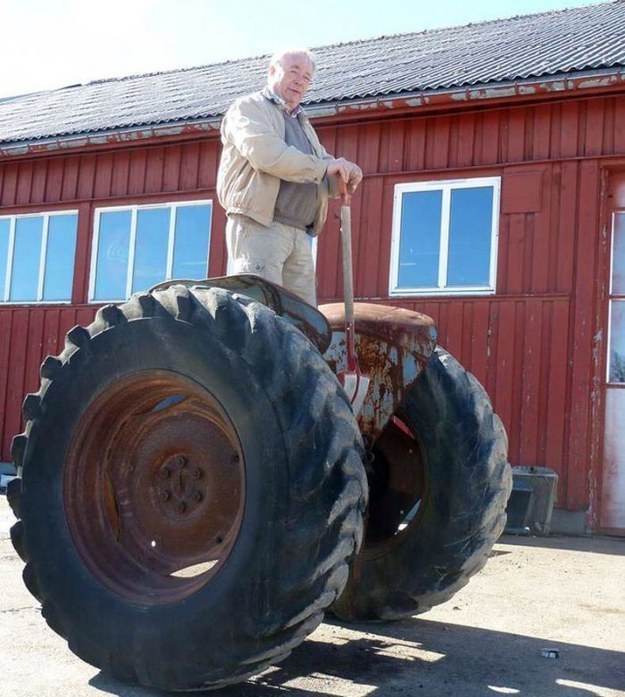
[9, 285, 367, 691]
[331, 347, 511, 621]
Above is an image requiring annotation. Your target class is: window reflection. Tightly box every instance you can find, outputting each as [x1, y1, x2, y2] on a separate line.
[44, 214, 78, 301]
[94, 210, 131, 302]
[398, 190, 441, 288]
[609, 301, 625, 383]
[613, 212, 625, 295]
[0, 212, 78, 304]
[91, 201, 212, 302]
[392, 178, 499, 296]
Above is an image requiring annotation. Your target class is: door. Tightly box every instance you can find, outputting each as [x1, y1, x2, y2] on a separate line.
[602, 172, 625, 534]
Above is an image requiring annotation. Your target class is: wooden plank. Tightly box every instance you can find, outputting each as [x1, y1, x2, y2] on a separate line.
[532, 104, 552, 160]
[111, 151, 131, 197]
[61, 157, 79, 201]
[358, 123, 381, 174]
[179, 142, 200, 191]
[519, 298, 542, 465]
[0, 310, 13, 460]
[403, 119, 426, 172]
[430, 116, 450, 170]
[559, 101, 580, 159]
[128, 148, 148, 195]
[16, 161, 34, 205]
[0, 162, 19, 206]
[144, 147, 164, 193]
[556, 161, 578, 292]
[566, 159, 600, 510]
[93, 153, 114, 198]
[357, 176, 384, 299]
[375, 179, 395, 299]
[506, 109, 526, 162]
[3, 309, 29, 456]
[492, 300, 517, 458]
[506, 213, 525, 294]
[31, 159, 48, 203]
[197, 141, 218, 189]
[480, 110, 501, 164]
[72, 203, 94, 303]
[614, 96, 625, 153]
[544, 299, 571, 497]
[77, 154, 97, 200]
[454, 112, 476, 168]
[45, 159, 64, 203]
[584, 99, 605, 157]
[162, 145, 182, 192]
[469, 302, 489, 387]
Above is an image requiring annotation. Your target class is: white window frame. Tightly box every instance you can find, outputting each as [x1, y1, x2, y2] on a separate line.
[0, 209, 79, 304]
[389, 177, 501, 297]
[89, 199, 213, 303]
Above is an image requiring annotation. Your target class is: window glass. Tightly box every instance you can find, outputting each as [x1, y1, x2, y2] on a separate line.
[612, 212, 625, 295]
[448, 186, 493, 287]
[391, 178, 499, 296]
[0, 219, 9, 298]
[43, 214, 78, 301]
[91, 201, 212, 302]
[93, 210, 131, 301]
[172, 204, 211, 279]
[609, 300, 625, 383]
[398, 190, 442, 288]
[10, 217, 43, 301]
[132, 208, 170, 294]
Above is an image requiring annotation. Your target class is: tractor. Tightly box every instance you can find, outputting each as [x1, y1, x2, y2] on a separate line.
[7, 199, 511, 691]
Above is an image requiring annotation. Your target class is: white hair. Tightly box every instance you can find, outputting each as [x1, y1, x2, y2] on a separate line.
[268, 48, 316, 73]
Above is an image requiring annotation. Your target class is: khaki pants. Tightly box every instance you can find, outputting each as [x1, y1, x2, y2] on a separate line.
[226, 214, 317, 306]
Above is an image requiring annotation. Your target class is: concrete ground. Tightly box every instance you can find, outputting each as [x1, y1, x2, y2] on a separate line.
[1, 492, 624, 697]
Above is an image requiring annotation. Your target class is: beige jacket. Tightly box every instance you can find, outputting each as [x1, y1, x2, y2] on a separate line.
[217, 89, 338, 236]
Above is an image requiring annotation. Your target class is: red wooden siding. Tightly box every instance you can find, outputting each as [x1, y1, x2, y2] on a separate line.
[1, 92, 623, 521]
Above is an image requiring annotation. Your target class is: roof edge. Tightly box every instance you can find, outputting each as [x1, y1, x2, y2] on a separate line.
[2, 66, 625, 159]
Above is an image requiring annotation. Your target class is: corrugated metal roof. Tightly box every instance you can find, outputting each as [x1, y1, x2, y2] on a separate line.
[1, 0, 625, 148]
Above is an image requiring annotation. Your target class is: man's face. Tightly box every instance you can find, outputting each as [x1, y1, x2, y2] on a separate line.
[268, 53, 314, 111]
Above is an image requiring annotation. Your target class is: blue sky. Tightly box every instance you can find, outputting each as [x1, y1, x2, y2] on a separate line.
[0, 0, 609, 98]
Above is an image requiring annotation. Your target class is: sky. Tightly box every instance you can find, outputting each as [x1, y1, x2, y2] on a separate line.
[0, 0, 610, 99]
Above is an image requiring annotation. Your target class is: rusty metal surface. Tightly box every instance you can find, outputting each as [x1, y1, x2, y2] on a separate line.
[64, 371, 245, 604]
[321, 302, 437, 443]
[149, 275, 332, 354]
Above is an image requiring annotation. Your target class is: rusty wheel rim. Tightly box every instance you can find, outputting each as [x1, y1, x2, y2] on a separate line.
[64, 370, 245, 604]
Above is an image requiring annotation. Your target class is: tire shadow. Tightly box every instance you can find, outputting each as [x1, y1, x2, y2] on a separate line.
[89, 617, 625, 696]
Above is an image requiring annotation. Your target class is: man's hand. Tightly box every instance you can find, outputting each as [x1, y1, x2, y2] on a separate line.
[326, 158, 363, 193]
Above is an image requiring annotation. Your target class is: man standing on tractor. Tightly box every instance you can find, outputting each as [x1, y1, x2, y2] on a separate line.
[217, 48, 363, 306]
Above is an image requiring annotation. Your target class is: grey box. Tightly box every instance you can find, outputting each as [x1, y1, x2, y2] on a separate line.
[508, 466, 559, 536]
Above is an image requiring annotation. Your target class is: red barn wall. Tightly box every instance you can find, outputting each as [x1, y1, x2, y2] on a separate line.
[1, 92, 623, 521]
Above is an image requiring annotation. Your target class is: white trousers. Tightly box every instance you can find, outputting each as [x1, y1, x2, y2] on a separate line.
[226, 214, 317, 306]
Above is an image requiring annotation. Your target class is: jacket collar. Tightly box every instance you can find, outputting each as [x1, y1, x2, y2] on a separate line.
[262, 87, 304, 118]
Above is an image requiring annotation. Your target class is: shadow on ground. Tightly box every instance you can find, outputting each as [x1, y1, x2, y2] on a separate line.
[89, 616, 625, 697]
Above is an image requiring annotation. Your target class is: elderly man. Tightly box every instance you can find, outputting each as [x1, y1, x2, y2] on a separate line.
[217, 48, 363, 306]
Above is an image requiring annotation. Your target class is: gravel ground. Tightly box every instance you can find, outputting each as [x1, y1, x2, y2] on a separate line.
[1, 493, 624, 697]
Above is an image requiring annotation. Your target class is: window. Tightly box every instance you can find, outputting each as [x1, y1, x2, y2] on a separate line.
[608, 211, 625, 383]
[389, 177, 501, 296]
[90, 200, 212, 302]
[0, 211, 78, 303]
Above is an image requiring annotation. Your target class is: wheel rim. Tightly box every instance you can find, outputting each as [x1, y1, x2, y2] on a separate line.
[64, 370, 245, 604]
[363, 413, 427, 556]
